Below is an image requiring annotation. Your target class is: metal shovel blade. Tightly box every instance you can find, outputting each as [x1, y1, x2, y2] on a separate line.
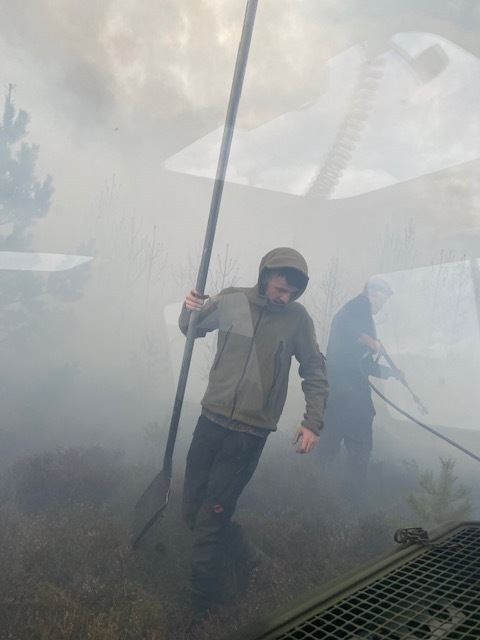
[130, 469, 171, 549]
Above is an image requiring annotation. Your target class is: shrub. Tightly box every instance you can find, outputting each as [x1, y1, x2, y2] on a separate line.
[7, 447, 127, 514]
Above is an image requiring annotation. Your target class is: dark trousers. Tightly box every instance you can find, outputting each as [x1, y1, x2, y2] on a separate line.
[317, 402, 373, 503]
[182, 415, 266, 608]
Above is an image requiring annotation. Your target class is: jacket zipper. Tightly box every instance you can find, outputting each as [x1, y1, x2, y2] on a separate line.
[268, 341, 284, 402]
[229, 309, 264, 420]
[213, 324, 233, 370]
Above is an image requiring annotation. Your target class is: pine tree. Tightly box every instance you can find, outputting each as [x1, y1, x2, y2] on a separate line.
[408, 457, 473, 527]
[0, 85, 55, 343]
[0, 84, 53, 249]
[0, 87, 90, 459]
[0, 86, 90, 344]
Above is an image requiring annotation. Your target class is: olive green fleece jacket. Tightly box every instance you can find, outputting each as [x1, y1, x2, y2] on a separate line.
[179, 247, 328, 435]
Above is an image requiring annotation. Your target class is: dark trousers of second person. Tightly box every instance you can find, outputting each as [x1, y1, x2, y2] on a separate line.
[182, 415, 266, 609]
[317, 403, 373, 503]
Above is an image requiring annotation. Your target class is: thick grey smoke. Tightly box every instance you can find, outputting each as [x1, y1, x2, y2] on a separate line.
[0, 4, 479, 638]
[0, 0, 478, 515]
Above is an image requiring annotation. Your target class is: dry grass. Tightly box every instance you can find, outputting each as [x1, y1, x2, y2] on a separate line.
[0, 445, 411, 639]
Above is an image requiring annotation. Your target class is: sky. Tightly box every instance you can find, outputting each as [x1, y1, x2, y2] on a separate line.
[0, 0, 479, 466]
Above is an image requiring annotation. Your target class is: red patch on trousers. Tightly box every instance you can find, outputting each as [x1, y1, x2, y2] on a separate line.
[213, 503, 224, 514]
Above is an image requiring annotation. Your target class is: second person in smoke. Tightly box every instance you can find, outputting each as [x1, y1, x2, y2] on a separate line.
[179, 247, 328, 628]
[316, 277, 404, 502]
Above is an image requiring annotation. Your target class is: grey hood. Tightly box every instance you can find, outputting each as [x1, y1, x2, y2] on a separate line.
[257, 247, 309, 302]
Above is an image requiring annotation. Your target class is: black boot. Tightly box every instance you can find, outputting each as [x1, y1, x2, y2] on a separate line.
[183, 605, 211, 638]
[223, 522, 268, 598]
[183, 588, 215, 639]
[183, 610, 210, 639]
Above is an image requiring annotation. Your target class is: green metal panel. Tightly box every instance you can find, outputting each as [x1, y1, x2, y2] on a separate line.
[235, 522, 480, 640]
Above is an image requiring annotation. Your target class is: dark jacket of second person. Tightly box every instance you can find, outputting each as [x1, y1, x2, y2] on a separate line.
[326, 293, 390, 422]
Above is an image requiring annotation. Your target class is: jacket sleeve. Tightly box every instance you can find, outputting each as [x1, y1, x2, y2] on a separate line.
[294, 311, 329, 435]
[178, 294, 221, 337]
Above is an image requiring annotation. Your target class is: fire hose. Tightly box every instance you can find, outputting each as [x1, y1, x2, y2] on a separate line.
[369, 379, 480, 465]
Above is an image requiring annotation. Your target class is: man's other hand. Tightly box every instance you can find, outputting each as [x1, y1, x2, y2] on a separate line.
[185, 289, 209, 311]
[292, 426, 319, 454]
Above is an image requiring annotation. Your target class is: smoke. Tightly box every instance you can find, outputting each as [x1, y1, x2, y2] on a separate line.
[0, 1, 349, 137]
[0, 0, 478, 504]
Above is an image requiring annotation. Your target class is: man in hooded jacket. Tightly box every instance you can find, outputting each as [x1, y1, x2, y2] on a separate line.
[178, 247, 328, 625]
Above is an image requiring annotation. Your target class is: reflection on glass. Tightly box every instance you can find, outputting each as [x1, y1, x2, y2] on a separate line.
[165, 32, 480, 199]
[0, 251, 92, 271]
[376, 259, 480, 432]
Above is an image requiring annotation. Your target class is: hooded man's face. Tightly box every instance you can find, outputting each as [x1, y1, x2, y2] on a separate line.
[265, 274, 299, 306]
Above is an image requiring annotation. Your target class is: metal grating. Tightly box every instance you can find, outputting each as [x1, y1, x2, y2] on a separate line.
[246, 524, 480, 640]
